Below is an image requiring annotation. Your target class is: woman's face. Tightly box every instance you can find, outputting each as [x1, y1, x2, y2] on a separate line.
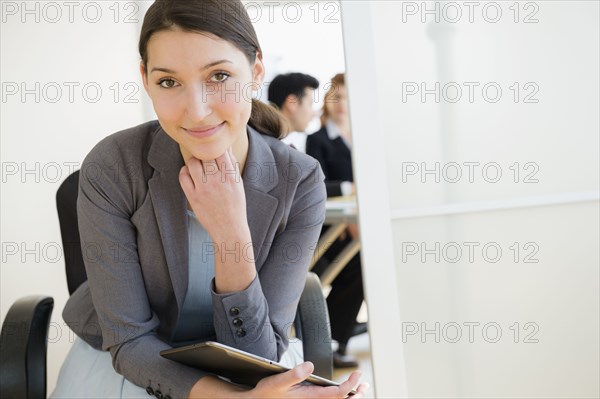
[141, 28, 264, 161]
[325, 84, 348, 126]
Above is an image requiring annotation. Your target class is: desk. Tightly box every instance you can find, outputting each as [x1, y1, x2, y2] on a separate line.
[310, 197, 360, 286]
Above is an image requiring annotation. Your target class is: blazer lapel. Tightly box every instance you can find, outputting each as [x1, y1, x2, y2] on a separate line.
[147, 127, 189, 309]
[242, 126, 280, 267]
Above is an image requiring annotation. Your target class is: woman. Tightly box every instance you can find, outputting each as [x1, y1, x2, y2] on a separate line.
[307, 73, 354, 198]
[306, 73, 366, 369]
[51, 1, 368, 398]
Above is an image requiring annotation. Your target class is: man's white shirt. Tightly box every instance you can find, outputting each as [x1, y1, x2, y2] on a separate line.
[281, 131, 307, 153]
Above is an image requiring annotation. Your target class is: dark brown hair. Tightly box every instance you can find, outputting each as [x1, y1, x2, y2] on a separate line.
[320, 73, 346, 128]
[139, 0, 289, 139]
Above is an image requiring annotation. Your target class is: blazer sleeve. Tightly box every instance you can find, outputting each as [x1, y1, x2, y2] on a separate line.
[305, 134, 344, 197]
[75, 141, 211, 399]
[210, 158, 327, 361]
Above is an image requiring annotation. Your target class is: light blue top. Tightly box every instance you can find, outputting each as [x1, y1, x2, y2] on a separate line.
[171, 209, 216, 342]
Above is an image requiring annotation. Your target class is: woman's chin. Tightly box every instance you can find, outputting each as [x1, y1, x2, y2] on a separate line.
[189, 147, 228, 162]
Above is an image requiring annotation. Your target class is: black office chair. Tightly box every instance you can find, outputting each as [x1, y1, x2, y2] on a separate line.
[0, 171, 332, 399]
[0, 296, 54, 399]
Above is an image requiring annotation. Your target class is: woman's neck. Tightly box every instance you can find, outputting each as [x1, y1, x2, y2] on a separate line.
[330, 118, 351, 138]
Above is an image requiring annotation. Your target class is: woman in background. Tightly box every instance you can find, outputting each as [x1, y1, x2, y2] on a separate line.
[306, 74, 366, 369]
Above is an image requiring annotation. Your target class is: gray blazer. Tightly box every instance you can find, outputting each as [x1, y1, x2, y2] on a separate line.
[62, 120, 326, 399]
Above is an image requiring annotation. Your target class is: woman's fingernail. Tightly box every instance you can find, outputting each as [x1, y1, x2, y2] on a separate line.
[303, 361, 314, 373]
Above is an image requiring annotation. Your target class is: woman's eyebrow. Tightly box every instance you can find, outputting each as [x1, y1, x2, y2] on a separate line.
[150, 59, 233, 74]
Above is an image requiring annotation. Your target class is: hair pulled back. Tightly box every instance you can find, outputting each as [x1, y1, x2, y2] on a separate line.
[139, 0, 289, 138]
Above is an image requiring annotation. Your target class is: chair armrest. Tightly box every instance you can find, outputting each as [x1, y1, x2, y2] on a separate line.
[0, 295, 54, 399]
[295, 272, 333, 379]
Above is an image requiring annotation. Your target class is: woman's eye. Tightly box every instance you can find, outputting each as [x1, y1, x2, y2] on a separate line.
[158, 78, 178, 89]
[211, 72, 230, 83]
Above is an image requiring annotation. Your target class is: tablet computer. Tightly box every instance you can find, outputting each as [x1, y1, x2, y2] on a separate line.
[160, 341, 356, 394]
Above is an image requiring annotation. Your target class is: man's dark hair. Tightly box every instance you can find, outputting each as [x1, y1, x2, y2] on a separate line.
[268, 73, 319, 109]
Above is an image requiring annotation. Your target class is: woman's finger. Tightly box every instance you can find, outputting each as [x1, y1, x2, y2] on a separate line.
[335, 370, 362, 397]
[350, 381, 370, 398]
[223, 147, 234, 171]
[185, 157, 204, 186]
[228, 147, 241, 176]
[219, 147, 238, 180]
[214, 148, 240, 183]
[179, 165, 195, 196]
[202, 159, 219, 180]
[214, 149, 229, 172]
[262, 362, 314, 391]
[356, 382, 370, 393]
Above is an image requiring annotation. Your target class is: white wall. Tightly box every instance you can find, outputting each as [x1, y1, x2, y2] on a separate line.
[247, 0, 347, 133]
[1, 0, 348, 394]
[344, 0, 599, 397]
[1, 1, 150, 393]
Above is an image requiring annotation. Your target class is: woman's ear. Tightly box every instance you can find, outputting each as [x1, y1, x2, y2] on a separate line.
[252, 51, 265, 87]
[139, 61, 149, 93]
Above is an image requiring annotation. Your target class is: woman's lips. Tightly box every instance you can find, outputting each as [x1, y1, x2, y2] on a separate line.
[184, 122, 225, 139]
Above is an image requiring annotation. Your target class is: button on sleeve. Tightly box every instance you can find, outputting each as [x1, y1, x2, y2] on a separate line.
[236, 328, 247, 338]
[232, 317, 243, 327]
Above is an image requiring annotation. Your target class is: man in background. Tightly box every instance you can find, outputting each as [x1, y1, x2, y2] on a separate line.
[268, 72, 319, 152]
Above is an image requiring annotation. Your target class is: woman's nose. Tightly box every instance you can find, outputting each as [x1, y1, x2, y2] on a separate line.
[185, 85, 213, 119]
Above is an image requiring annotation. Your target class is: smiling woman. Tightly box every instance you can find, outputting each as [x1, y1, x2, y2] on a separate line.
[47, 0, 368, 398]
[141, 29, 258, 166]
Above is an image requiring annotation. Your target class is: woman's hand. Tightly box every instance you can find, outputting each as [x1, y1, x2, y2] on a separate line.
[179, 147, 249, 241]
[248, 361, 370, 399]
[187, 362, 369, 399]
[180, 147, 255, 294]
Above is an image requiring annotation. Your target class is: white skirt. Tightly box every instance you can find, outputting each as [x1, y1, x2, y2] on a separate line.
[50, 337, 304, 399]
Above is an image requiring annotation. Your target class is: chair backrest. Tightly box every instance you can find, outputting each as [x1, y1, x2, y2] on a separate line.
[0, 296, 54, 399]
[56, 170, 87, 295]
